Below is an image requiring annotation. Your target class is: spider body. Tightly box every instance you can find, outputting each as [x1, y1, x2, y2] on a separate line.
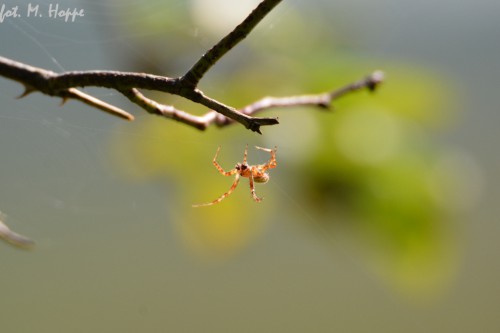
[235, 162, 269, 183]
[193, 145, 277, 207]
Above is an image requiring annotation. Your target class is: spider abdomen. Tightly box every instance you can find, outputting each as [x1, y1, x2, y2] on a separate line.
[253, 172, 270, 183]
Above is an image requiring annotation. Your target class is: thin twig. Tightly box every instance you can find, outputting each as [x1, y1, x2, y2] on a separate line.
[0, 216, 34, 249]
[120, 88, 214, 130]
[181, 0, 282, 88]
[63, 88, 134, 120]
[208, 70, 385, 127]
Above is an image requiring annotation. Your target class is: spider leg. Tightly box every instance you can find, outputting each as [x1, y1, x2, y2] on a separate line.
[243, 144, 249, 164]
[213, 146, 238, 176]
[255, 146, 277, 171]
[249, 172, 263, 202]
[192, 174, 240, 207]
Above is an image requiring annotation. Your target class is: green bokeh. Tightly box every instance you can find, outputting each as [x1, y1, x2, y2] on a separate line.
[109, 0, 464, 296]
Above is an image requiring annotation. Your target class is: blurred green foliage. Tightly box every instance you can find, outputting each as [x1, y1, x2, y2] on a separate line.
[108, 0, 471, 296]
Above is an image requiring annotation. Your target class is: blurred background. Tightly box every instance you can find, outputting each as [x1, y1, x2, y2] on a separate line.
[0, 0, 497, 331]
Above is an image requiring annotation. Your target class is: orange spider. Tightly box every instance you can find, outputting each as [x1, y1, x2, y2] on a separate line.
[193, 145, 277, 207]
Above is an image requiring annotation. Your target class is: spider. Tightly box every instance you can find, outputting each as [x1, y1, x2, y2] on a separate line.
[193, 145, 278, 207]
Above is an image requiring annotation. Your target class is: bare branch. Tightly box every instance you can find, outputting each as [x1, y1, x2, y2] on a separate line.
[121, 71, 384, 130]
[208, 70, 385, 127]
[0, 56, 277, 133]
[181, 0, 282, 88]
[0, 0, 383, 134]
[120, 88, 213, 130]
[0, 57, 134, 120]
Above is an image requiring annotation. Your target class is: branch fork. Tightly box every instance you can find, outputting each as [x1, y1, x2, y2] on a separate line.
[0, 0, 383, 133]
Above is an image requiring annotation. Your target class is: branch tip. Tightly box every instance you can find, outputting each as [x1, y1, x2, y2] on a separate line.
[367, 70, 385, 92]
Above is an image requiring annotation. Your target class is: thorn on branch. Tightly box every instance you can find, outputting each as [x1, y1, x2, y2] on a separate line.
[246, 116, 280, 134]
[16, 84, 36, 99]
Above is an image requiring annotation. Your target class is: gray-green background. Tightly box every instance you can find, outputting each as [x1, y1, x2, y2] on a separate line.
[1, 0, 498, 331]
